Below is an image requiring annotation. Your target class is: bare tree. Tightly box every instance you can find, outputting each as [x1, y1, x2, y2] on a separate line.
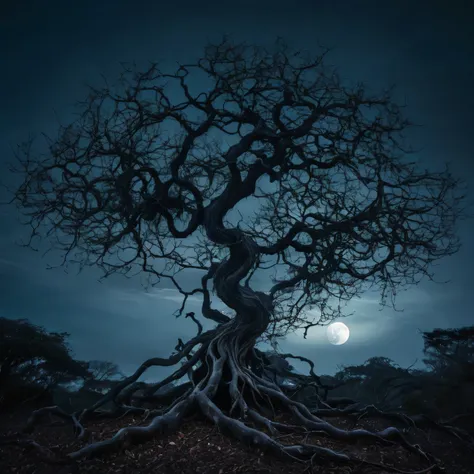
[86, 360, 124, 382]
[82, 360, 124, 394]
[5, 38, 467, 470]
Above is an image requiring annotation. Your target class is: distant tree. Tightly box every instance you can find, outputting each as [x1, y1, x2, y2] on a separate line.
[83, 360, 125, 393]
[0, 317, 89, 392]
[337, 356, 404, 381]
[418, 326, 474, 418]
[334, 357, 416, 408]
[86, 360, 124, 381]
[5, 37, 467, 469]
[422, 326, 474, 382]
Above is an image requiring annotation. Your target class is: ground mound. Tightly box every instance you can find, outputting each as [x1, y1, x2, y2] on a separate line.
[1, 408, 472, 474]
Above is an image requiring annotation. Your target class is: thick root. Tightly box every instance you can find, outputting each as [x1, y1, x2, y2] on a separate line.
[23, 405, 87, 439]
[13, 333, 448, 473]
[68, 396, 194, 460]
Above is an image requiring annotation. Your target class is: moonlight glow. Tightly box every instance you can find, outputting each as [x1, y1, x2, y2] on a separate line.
[327, 322, 350, 345]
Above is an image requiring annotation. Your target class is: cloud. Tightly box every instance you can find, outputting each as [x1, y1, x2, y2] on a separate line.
[146, 288, 203, 305]
[0, 0, 472, 382]
[0, 257, 26, 271]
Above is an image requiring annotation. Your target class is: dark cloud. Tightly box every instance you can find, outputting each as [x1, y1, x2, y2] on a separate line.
[0, 0, 473, 377]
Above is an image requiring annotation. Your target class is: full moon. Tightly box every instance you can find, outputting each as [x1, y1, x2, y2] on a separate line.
[327, 322, 350, 345]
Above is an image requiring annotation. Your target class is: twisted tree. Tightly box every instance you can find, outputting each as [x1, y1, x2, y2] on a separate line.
[5, 38, 467, 471]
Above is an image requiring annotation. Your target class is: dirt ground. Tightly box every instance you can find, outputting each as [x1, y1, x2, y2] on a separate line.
[1, 408, 473, 474]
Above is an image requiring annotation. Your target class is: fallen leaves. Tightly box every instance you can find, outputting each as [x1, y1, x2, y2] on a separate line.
[0, 409, 473, 474]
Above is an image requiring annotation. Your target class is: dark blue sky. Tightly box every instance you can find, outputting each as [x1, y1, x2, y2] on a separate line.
[0, 0, 473, 377]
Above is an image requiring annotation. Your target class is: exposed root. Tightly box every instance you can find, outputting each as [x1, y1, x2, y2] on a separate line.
[196, 390, 351, 464]
[10, 330, 451, 473]
[79, 329, 215, 420]
[68, 395, 194, 460]
[23, 405, 87, 439]
[310, 404, 473, 448]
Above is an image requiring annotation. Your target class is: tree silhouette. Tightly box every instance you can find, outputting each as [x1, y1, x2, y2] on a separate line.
[81, 360, 125, 394]
[420, 327, 474, 418]
[422, 326, 474, 379]
[5, 38, 466, 470]
[0, 317, 89, 406]
[334, 357, 417, 409]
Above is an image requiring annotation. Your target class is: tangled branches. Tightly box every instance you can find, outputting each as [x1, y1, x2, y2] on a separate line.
[3, 36, 467, 472]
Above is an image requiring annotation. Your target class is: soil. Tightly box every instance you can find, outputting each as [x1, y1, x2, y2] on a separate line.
[1, 407, 473, 474]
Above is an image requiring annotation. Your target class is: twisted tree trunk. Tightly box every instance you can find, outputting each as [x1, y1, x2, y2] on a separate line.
[13, 200, 458, 474]
[17, 202, 455, 472]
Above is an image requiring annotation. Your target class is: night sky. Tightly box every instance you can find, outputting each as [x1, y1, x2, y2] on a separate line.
[0, 0, 473, 379]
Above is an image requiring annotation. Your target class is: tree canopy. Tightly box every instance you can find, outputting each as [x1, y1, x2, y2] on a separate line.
[82, 360, 125, 393]
[8, 38, 464, 342]
[0, 317, 88, 391]
[422, 326, 474, 382]
[4, 38, 468, 470]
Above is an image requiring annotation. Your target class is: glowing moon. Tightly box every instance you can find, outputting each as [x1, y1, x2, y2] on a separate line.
[327, 322, 350, 345]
